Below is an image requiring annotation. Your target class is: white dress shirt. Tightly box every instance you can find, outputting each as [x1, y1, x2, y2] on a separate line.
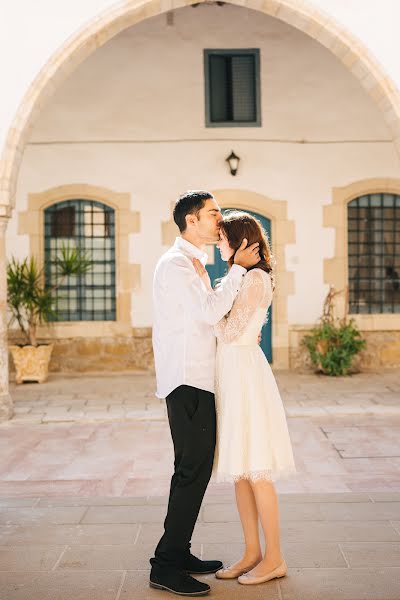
[152, 237, 246, 399]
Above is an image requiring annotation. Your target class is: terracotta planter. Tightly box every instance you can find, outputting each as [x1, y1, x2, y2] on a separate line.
[9, 344, 54, 384]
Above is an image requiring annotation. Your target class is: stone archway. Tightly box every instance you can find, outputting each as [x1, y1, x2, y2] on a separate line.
[2, 0, 400, 418]
[161, 188, 295, 368]
[1, 0, 400, 214]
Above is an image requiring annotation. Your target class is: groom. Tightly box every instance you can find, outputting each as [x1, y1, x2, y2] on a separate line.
[150, 190, 260, 596]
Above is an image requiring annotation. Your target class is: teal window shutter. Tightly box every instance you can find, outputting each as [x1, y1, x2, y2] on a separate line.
[205, 49, 261, 127]
[209, 55, 231, 122]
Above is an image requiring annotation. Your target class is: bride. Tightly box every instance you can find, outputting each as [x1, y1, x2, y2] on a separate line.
[193, 210, 296, 586]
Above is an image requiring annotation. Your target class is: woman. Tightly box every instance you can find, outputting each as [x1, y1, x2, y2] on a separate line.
[193, 211, 296, 586]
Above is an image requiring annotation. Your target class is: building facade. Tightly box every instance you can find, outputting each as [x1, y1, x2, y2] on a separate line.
[1, 0, 400, 420]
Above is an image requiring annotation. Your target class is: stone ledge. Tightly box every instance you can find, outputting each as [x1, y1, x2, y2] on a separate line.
[8, 332, 154, 374]
[289, 328, 400, 371]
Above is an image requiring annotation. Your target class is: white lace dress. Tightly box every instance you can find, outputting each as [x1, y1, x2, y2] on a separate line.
[213, 268, 296, 483]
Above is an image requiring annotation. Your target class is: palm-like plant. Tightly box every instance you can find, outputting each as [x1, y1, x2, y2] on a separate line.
[7, 244, 92, 347]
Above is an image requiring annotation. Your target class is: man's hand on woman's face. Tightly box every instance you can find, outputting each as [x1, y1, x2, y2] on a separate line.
[234, 238, 260, 269]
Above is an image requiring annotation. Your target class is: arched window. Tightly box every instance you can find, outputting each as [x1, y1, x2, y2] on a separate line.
[44, 199, 116, 321]
[348, 193, 400, 314]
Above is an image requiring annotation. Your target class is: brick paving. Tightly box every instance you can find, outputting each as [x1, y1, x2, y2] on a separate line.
[0, 370, 399, 598]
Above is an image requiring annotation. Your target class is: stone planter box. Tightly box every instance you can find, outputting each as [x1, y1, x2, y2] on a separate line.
[9, 344, 54, 384]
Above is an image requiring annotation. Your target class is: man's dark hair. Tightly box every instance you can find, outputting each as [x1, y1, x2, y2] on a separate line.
[173, 190, 214, 233]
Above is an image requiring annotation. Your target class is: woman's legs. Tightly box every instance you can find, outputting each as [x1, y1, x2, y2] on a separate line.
[226, 479, 262, 569]
[246, 479, 284, 575]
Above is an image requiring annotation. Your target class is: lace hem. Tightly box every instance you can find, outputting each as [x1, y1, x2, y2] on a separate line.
[214, 465, 297, 484]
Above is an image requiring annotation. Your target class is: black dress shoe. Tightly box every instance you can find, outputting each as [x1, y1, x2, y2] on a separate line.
[149, 567, 210, 596]
[183, 553, 223, 575]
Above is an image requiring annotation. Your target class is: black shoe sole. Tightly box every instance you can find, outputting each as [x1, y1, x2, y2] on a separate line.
[149, 581, 210, 596]
[185, 568, 220, 575]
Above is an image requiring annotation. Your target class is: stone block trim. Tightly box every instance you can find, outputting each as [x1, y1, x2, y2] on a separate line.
[17, 183, 141, 338]
[161, 203, 179, 246]
[162, 188, 295, 369]
[323, 178, 400, 332]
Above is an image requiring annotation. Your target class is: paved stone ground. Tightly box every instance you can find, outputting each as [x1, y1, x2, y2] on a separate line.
[0, 492, 400, 599]
[2, 370, 400, 496]
[7, 370, 400, 425]
[0, 370, 399, 598]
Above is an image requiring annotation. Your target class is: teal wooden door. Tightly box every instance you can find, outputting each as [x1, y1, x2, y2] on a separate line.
[206, 209, 272, 362]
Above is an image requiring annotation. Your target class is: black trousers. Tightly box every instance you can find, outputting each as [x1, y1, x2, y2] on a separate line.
[150, 385, 216, 570]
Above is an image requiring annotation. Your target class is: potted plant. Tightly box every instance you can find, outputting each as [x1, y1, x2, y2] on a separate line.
[302, 286, 366, 376]
[7, 244, 92, 383]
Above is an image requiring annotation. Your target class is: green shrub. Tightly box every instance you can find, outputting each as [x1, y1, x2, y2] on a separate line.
[303, 319, 366, 376]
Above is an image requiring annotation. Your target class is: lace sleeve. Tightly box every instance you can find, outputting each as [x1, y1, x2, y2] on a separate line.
[214, 269, 272, 343]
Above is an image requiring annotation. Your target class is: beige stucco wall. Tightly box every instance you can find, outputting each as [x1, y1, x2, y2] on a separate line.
[26, 6, 391, 143]
[2, 0, 400, 154]
[7, 5, 398, 337]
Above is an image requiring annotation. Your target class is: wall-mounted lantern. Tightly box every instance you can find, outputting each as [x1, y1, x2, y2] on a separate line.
[226, 150, 240, 176]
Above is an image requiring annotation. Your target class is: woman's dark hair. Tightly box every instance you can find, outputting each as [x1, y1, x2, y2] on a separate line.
[173, 190, 214, 233]
[219, 210, 275, 289]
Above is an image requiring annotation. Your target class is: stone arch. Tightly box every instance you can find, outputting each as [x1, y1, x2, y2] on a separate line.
[2, 0, 400, 417]
[161, 188, 295, 368]
[1, 0, 400, 212]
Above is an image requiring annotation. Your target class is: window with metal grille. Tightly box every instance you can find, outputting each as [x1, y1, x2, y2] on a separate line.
[204, 49, 261, 127]
[44, 199, 116, 321]
[348, 193, 400, 314]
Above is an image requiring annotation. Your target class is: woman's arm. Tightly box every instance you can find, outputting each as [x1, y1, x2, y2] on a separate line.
[167, 255, 246, 326]
[214, 270, 271, 343]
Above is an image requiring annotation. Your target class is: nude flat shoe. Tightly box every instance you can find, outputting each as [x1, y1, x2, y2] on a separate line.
[237, 560, 287, 585]
[215, 561, 260, 580]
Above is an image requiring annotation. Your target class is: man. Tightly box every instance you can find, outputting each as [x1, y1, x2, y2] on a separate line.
[150, 190, 260, 596]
